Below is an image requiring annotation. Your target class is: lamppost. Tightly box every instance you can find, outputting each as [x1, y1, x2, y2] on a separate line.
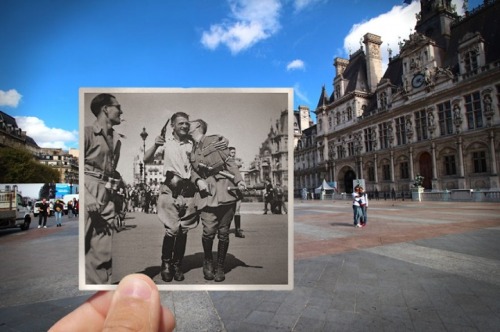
[139, 162, 143, 184]
[140, 127, 148, 184]
[65, 170, 73, 194]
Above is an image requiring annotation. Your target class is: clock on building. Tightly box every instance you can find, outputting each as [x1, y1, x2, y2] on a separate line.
[411, 73, 425, 88]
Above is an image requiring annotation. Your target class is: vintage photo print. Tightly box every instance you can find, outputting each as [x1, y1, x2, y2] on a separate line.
[79, 88, 293, 291]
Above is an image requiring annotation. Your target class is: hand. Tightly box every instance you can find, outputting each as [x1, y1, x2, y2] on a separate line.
[208, 136, 228, 151]
[196, 179, 209, 193]
[49, 274, 175, 332]
[237, 181, 246, 191]
[154, 135, 166, 147]
[87, 202, 100, 213]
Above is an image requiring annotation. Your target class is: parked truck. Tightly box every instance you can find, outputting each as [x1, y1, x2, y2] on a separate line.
[0, 187, 32, 231]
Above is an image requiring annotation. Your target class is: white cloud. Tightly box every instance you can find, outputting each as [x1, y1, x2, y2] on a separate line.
[343, 0, 468, 71]
[15, 116, 78, 150]
[0, 89, 22, 108]
[294, 83, 311, 105]
[293, 0, 326, 12]
[201, 0, 282, 54]
[287, 59, 305, 71]
[343, 1, 419, 70]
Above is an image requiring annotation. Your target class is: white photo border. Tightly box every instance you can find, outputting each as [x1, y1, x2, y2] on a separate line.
[79, 87, 294, 291]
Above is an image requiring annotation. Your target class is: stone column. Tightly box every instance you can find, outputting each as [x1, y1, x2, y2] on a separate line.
[456, 136, 466, 189]
[431, 142, 438, 190]
[390, 150, 395, 183]
[489, 131, 499, 188]
[359, 157, 364, 180]
[409, 147, 415, 180]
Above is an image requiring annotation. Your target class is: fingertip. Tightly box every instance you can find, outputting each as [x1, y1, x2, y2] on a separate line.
[117, 274, 154, 300]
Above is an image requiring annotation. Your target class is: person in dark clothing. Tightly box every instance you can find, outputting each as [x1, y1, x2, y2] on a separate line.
[263, 178, 274, 214]
[38, 198, 50, 228]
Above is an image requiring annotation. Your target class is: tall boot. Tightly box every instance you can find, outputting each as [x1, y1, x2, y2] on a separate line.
[202, 238, 215, 280]
[160, 235, 175, 282]
[214, 240, 229, 282]
[234, 215, 245, 238]
[173, 232, 187, 281]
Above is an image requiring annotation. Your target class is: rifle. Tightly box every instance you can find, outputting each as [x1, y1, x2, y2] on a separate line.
[198, 162, 235, 180]
[228, 183, 266, 191]
[160, 119, 170, 139]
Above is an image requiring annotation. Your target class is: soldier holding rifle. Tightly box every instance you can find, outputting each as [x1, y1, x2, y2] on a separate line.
[144, 112, 198, 283]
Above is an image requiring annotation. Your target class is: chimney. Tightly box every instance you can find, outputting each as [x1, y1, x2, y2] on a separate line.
[363, 33, 383, 93]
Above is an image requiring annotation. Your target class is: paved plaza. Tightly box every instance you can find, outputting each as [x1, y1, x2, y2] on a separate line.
[0, 199, 499, 331]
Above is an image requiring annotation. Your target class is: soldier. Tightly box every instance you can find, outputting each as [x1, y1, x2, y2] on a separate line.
[263, 178, 274, 214]
[228, 147, 245, 238]
[189, 119, 246, 282]
[144, 112, 198, 282]
[84, 93, 124, 284]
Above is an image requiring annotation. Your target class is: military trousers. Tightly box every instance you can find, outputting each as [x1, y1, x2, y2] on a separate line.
[200, 203, 236, 243]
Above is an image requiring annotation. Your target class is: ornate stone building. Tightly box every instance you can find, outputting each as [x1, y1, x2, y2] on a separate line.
[294, 106, 319, 195]
[299, 0, 500, 194]
[0, 110, 40, 155]
[248, 109, 290, 189]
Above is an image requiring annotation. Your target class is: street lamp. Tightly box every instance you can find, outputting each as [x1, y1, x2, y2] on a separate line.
[140, 127, 148, 184]
[65, 170, 73, 194]
[139, 162, 143, 184]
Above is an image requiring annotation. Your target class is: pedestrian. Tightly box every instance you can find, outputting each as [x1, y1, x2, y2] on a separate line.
[144, 112, 199, 283]
[274, 183, 287, 214]
[72, 198, 79, 217]
[302, 187, 308, 200]
[263, 178, 274, 214]
[67, 199, 73, 218]
[54, 199, 64, 227]
[359, 186, 368, 227]
[189, 119, 246, 282]
[84, 93, 124, 284]
[228, 146, 245, 238]
[352, 186, 363, 227]
[37, 197, 50, 228]
[391, 187, 396, 200]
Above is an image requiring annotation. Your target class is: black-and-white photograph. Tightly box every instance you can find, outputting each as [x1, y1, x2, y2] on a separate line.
[79, 88, 293, 291]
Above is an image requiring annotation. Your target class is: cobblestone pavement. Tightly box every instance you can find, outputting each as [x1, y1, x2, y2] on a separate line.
[0, 199, 499, 331]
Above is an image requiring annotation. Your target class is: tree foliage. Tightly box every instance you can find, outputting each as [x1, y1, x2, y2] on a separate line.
[0, 147, 60, 183]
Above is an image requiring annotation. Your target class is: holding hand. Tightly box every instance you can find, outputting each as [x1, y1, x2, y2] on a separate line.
[49, 274, 175, 332]
[237, 181, 246, 191]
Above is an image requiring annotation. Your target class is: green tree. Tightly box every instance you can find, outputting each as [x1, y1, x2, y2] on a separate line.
[0, 147, 60, 183]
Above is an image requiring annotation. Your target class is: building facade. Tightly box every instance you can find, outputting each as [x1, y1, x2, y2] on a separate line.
[1, 110, 80, 185]
[0, 110, 40, 154]
[297, 0, 500, 195]
[247, 110, 290, 190]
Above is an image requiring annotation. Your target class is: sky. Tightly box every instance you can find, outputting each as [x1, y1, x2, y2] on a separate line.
[0, 0, 482, 152]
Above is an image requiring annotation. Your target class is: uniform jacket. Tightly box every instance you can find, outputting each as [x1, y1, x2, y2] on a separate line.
[190, 134, 243, 208]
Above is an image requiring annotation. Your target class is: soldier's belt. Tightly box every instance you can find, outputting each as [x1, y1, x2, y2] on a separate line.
[85, 171, 121, 190]
[163, 172, 196, 198]
[198, 163, 234, 180]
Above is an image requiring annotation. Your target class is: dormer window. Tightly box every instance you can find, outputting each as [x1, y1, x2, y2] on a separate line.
[463, 49, 479, 72]
[458, 32, 485, 75]
[379, 92, 388, 110]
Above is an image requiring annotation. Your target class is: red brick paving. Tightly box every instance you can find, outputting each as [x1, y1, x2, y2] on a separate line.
[294, 200, 500, 260]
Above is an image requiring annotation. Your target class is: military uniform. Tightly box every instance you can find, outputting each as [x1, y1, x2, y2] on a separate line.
[190, 134, 243, 282]
[84, 121, 122, 284]
[157, 135, 198, 282]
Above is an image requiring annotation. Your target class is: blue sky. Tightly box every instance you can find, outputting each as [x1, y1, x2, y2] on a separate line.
[0, 0, 481, 150]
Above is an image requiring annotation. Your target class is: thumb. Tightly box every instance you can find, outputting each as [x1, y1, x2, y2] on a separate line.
[103, 274, 166, 331]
